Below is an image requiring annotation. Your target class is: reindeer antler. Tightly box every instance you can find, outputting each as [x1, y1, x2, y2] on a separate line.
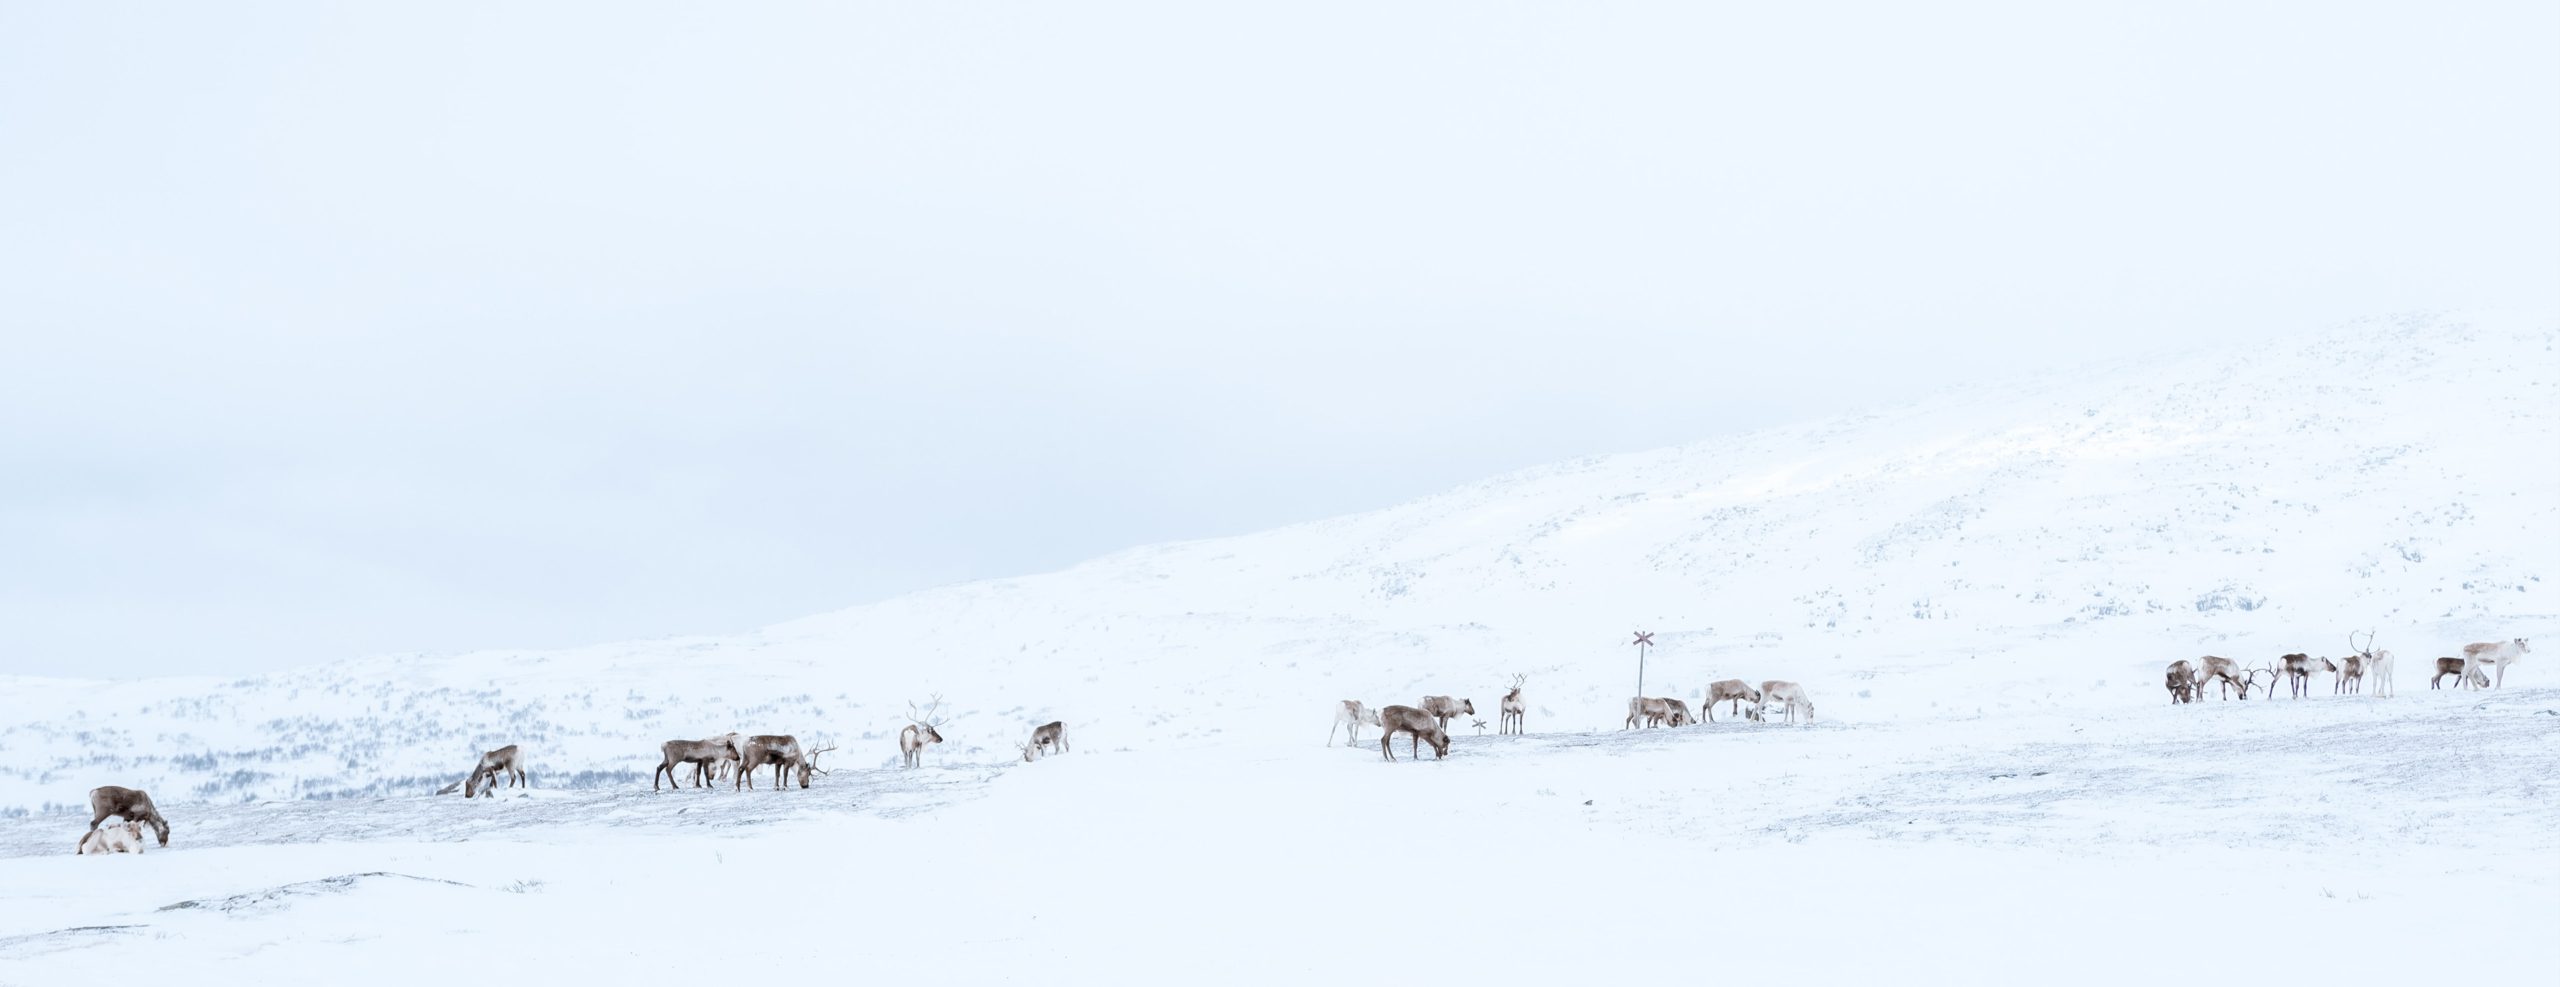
[906, 694, 948, 727]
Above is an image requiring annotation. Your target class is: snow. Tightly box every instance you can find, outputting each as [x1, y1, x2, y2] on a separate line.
[0, 310, 2553, 981]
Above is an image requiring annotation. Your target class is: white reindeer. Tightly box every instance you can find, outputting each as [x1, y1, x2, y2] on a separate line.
[2459, 638, 2529, 690]
[1499, 675, 1526, 735]
[1757, 681, 1814, 724]
[2350, 630, 2396, 698]
[1328, 700, 1384, 747]
[900, 695, 949, 768]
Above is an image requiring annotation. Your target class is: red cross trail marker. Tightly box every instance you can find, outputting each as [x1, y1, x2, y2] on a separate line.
[1632, 631, 1655, 699]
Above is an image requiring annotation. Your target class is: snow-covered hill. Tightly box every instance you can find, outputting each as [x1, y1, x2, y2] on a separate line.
[3, 310, 2553, 813]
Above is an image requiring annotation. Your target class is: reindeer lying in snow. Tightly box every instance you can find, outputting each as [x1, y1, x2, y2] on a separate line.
[464, 745, 526, 798]
[77, 821, 146, 855]
[87, 786, 170, 847]
[1329, 700, 1384, 747]
[1377, 705, 1450, 761]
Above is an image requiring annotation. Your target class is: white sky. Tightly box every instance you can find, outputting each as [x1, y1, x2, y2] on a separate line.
[4, 2, 2554, 677]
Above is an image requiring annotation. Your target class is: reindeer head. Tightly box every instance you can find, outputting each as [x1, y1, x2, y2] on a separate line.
[1504, 674, 1525, 702]
[1019, 740, 1039, 762]
[799, 746, 836, 788]
[144, 814, 170, 846]
[1460, 698, 1476, 716]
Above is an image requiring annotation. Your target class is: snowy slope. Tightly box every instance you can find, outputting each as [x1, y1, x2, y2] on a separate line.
[1, 310, 2552, 812]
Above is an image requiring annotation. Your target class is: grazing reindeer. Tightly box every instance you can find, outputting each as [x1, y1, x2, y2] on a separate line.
[1624, 696, 1675, 729]
[2350, 630, 2396, 698]
[2166, 660, 2198, 704]
[1027, 721, 1068, 759]
[1758, 681, 1814, 724]
[1662, 698, 1695, 727]
[654, 733, 741, 791]
[736, 735, 833, 790]
[2431, 657, 2487, 690]
[2193, 656, 2254, 700]
[1704, 679, 1761, 721]
[900, 695, 949, 768]
[77, 821, 147, 855]
[1499, 675, 1526, 735]
[1377, 704, 1450, 761]
[1420, 695, 1475, 732]
[1329, 700, 1384, 747]
[2333, 653, 2366, 695]
[463, 745, 526, 798]
[85, 786, 170, 848]
[2459, 638, 2530, 690]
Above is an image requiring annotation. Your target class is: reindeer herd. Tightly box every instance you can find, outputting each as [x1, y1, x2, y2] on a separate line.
[61, 633, 2536, 857]
[2164, 634, 2528, 704]
[1330, 671, 1821, 762]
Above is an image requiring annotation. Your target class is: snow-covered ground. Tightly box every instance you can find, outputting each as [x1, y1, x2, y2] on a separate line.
[1, 310, 2553, 982]
[4, 684, 2554, 983]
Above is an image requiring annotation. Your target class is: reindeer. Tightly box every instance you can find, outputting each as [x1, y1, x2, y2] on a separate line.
[1624, 696, 1674, 729]
[1662, 698, 1696, 727]
[1328, 700, 1385, 747]
[463, 744, 526, 798]
[76, 821, 147, 855]
[2193, 656, 2254, 700]
[2431, 657, 2487, 689]
[1420, 695, 1474, 732]
[900, 695, 949, 768]
[1758, 681, 1813, 724]
[1704, 679, 1761, 721]
[1377, 704, 1450, 761]
[2333, 652, 2366, 695]
[654, 733, 741, 791]
[85, 786, 170, 848]
[1499, 675, 1526, 735]
[2459, 638, 2530, 690]
[2166, 660, 2198, 704]
[1026, 721, 1068, 760]
[2350, 630, 2396, 698]
[736, 735, 833, 790]
[2275, 654, 2331, 699]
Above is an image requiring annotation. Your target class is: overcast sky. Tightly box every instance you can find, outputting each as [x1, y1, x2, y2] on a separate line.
[4, 2, 2553, 677]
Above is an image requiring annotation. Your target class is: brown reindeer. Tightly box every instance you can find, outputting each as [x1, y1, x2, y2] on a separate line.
[654, 733, 741, 791]
[77, 821, 146, 855]
[736, 735, 833, 790]
[2166, 660, 2198, 704]
[1704, 679, 1761, 721]
[1027, 721, 1068, 760]
[1420, 695, 1474, 732]
[2276, 654, 2333, 699]
[1662, 698, 1696, 727]
[1377, 705, 1451, 761]
[1329, 700, 1385, 746]
[2193, 656, 2254, 700]
[2431, 656, 2487, 689]
[2333, 653, 2366, 695]
[899, 695, 949, 769]
[1499, 675, 1526, 735]
[463, 745, 526, 798]
[85, 786, 171, 848]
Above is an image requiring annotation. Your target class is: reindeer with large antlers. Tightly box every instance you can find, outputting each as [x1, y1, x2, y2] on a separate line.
[900, 695, 949, 768]
[1499, 675, 1526, 735]
[2349, 629, 2396, 698]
